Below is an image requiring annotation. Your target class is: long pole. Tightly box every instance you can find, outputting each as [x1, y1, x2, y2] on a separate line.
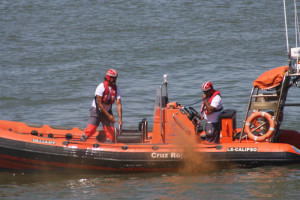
[283, 0, 290, 55]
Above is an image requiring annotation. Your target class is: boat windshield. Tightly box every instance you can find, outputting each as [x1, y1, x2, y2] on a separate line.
[153, 81, 168, 121]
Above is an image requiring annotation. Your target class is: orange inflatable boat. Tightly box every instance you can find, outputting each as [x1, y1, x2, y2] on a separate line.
[0, 67, 300, 172]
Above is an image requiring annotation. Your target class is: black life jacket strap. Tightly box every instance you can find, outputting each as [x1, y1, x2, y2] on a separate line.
[215, 106, 223, 112]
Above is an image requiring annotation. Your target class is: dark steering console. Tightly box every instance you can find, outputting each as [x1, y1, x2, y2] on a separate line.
[181, 106, 202, 121]
[180, 106, 204, 133]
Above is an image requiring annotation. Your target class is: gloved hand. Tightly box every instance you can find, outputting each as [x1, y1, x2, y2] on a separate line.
[80, 133, 87, 141]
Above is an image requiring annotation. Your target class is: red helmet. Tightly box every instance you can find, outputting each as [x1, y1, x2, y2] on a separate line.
[201, 81, 214, 92]
[106, 69, 118, 81]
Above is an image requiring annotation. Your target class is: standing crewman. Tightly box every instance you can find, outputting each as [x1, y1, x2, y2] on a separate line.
[81, 68, 122, 143]
[200, 81, 223, 143]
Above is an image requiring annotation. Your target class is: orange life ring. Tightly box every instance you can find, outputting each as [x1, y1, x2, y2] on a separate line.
[244, 111, 275, 142]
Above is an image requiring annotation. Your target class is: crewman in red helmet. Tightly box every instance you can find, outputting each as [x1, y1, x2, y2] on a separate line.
[200, 81, 223, 143]
[81, 68, 122, 143]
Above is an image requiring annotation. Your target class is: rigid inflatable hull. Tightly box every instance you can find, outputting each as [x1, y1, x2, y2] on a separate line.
[1, 120, 300, 171]
[0, 136, 299, 171]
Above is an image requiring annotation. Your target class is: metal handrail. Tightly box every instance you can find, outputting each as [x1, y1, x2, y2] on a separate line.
[239, 87, 254, 143]
[284, 103, 300, 106]
[172, 114, 191, 135]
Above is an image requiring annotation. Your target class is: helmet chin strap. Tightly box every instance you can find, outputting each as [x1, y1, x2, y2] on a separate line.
[108, 79, 116, 86]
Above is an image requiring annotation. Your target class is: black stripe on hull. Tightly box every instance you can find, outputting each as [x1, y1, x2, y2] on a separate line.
[0, 138, 300, 171]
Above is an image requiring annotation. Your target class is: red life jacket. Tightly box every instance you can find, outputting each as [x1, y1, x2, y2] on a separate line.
[102, 81, 117, 104]
[201, 90, 221, 114]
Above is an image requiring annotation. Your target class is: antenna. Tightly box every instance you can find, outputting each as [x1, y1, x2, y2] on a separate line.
[283, 0, 289, 55]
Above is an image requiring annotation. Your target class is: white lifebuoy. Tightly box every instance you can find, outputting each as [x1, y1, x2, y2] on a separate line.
[244, 112, 275, 142]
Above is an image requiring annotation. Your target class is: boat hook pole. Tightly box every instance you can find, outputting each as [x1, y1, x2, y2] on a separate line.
[283, 0, 289, 56]
[160, 74, 167, 143]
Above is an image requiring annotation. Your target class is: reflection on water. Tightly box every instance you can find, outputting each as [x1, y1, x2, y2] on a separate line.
[0, 165, 299, 199]
[235, 166, 300, 199]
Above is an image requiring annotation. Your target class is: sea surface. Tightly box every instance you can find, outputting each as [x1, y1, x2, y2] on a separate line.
[1, 0, 300, 199]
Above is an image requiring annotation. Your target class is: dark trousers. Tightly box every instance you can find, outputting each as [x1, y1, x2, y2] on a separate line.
[205, 122, 220, 143]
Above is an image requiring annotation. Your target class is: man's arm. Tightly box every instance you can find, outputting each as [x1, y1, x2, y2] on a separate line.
[116, 98, 122, 125]
[202, 93, 217, 114]
[96, 95, 115, 123]
[203, 100, 216, 114]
